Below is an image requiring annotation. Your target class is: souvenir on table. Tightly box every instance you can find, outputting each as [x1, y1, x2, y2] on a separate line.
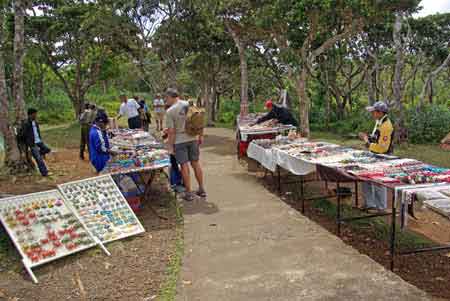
[0, 190, 107, 283]
[103, 147, 170, 175]
[110, 129, 163, 149]
[58, 175, 145, 243]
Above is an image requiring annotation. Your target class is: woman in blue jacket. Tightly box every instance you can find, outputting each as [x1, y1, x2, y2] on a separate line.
[89, 111, 112, 173]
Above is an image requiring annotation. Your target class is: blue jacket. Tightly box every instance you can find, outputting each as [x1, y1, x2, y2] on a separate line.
[89, 124, 111, 172]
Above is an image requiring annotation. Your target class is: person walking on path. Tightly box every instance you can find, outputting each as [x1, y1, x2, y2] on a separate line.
[118, 94, 142, 129]
[359, 101, 394, 211]
[79, 103, 93, 160]
[21, 108, 51, 176]
[153, 94, 165, 132]
[165, 88, 206, 201]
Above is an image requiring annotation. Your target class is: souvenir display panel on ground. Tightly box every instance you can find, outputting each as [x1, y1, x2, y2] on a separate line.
[58, 175, 145, 243]
[0, 190, 102, 282]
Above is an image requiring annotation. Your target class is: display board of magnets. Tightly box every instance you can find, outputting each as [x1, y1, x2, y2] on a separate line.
[58, 175, 145, 243]
[0, 190, 103, 282]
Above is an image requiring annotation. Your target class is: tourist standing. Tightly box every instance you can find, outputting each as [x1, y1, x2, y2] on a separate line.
[89, 111, 112, 173]
[79, 103, 93, 160]
[118, 94, 142, 129]
[139, 98, 151, 132]
[359, 101, 394, 211]
[21, 108, 51, 176]
[165, 88, 206, 201]
[153, 94, 165, 132]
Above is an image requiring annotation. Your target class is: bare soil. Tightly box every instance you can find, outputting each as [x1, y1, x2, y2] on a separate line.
[0, 148, 179, 301]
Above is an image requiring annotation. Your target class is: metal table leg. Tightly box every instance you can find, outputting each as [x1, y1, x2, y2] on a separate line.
[390, 189, 397, 271]
[277, 168, 281, 194]
[301, 176, 305, 214]
[337, 182, 342, 236]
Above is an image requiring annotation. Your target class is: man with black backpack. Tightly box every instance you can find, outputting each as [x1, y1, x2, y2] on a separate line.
[20, 108, 51, 176]
[165, 88, 206, 201]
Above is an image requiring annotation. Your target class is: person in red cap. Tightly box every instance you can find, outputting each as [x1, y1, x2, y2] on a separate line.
[255, 99, 298, 126]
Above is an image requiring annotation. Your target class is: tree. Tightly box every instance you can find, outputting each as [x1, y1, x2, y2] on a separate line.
[13, 0, 26, 122]
[28, 1, 122, 117]
[0, 1, 31, 173]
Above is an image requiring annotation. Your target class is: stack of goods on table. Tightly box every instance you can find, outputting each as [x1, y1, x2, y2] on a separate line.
[106, 129, 169, 174]
[252, 136, 307, 150]
[103, 147, 169, 174]
[239, 118, 293, 133]
[0, 191, 95, 264]
[110, 129, 163, 149]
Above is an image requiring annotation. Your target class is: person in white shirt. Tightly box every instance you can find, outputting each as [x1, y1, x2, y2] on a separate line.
[153, 94, 165, 131]
[117, 94, 142, 129]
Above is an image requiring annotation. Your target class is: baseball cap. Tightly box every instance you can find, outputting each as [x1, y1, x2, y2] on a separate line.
[165, 88, 179, 98]
[366, 101, 389, 113]
[265, 99, 273, 109]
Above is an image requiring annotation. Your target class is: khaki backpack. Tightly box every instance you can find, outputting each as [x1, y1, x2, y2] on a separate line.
[185, 105, 205, 136]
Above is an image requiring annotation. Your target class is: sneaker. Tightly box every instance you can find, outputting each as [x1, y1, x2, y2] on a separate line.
[182, 192, 195, 202]
[195, 189, 207, 198]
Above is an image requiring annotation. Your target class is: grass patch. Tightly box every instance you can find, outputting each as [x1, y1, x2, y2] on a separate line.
[311, 198, 434, 250]
[42, 122, 82, 149]
[158, 196, 184, 301]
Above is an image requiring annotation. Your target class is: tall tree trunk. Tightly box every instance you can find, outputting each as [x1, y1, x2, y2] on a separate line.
[419, 45, 450, 107]
[210, 81, 217, 125]
[226, 23, 248, 117]
[215, 92, 221, 122]
[295, 68, 310, 137]
[367, 67, 376, 105]
[428, 80, 433, 104]
[0, 9, 26, 171]
[202, 80, 214, 126]
[13, 0, 27, 124]
[392, 13, 406, 143]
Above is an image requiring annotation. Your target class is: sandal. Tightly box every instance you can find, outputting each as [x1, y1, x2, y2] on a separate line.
[195, 189, 207, 198]
[182, 192, 195, 202]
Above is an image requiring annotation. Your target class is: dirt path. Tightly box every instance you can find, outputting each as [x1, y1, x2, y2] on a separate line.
[177, 128, 429, 301]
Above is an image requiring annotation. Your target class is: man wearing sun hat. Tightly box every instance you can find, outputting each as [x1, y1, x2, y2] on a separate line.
[359, 101, 394, 154]
[359, 100, 394, 211]
[255, 99, 298, 127]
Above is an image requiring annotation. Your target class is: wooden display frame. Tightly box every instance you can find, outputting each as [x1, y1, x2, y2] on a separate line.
[0, 190, 109, 283]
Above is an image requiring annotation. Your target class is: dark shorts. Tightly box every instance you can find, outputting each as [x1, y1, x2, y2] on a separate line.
[174, 141, 199, 165]
[128, 116, 141, 129]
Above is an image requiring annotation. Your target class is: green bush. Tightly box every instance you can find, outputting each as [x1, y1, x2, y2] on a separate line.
[27, 90, 74, 124]
[407, 105, 450, 144]
[217, 99, 240, 125]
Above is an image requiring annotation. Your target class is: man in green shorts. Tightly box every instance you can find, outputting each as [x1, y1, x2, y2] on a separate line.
[165, 88, 206, 201]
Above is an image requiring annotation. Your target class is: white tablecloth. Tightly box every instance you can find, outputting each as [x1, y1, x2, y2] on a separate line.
[247, 143, 277, 172]
[273, 148, 316, 176]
